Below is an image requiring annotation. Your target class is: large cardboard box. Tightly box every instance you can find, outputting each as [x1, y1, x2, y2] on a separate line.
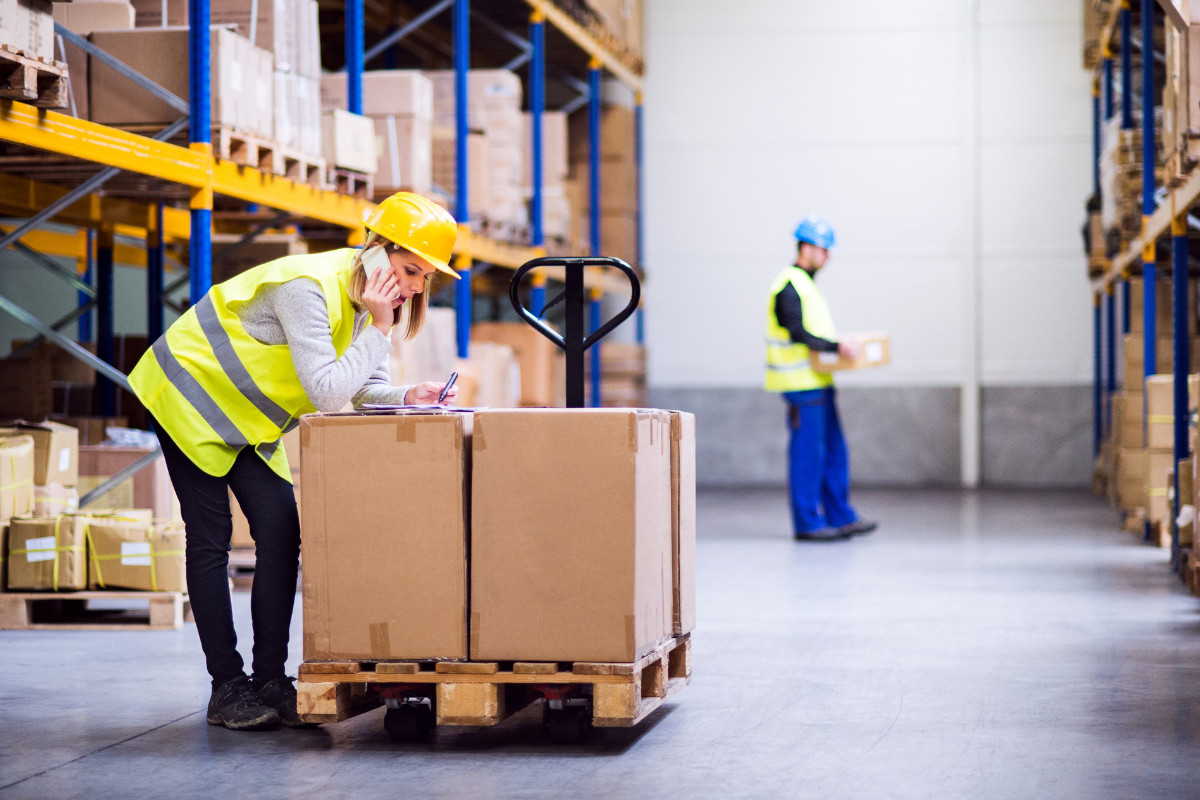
[78, 446, 180, 520]
[470, 409, 673, 662]
[471, 322, 564, 407]
[1180, 457, 1194, 546]
[0, 421, 78, 487]
[1129, 276, 1196, 336]
[87, 519, 186, 592]
[523, 111, 568, 191]
[1147, 448, 1176, 523]
[321, 109, 377, 174]
[1146, 375, 1175, 450]
[52, 0, 134, 120]
[811, 333, 891, 372]
[129, 0, 186, 27]
[33, 482, 78, 517]
[0, 435, 33, 521]
[1117, 390, 1144, 449]
[300, 411, 471, 661]
[431, 132, 489, 212]
[374, 115, 432, 195]
[1118, 447, 1147, 510]
[670, 411, 696, 635]
[320, 70, 433, 121]
[6, 515, 88, 591]
[211, 0, 294, 72]
[89, 26, 253, 131]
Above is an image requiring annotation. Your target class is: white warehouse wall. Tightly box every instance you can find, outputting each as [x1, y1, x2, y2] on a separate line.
[643, 0, 1094, 487]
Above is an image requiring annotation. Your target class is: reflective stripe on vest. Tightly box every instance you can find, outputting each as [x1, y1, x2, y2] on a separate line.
[129, 249, 361, 481]
[764, 266, 836, 393]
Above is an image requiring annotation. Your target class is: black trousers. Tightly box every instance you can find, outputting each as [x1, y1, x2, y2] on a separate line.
[153, 415, 301, 689]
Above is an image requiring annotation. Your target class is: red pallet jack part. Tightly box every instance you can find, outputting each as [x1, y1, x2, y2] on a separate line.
[378, 684, 436, 743]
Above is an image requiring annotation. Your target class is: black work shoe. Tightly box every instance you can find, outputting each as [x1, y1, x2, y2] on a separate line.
[207, 676, 281, 731]
[838, 520, 878, 537]
[793, 527, 848, 541]
[257, 676, 317, 728]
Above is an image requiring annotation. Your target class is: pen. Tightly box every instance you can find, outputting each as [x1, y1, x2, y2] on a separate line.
[438, 371, 459, 404]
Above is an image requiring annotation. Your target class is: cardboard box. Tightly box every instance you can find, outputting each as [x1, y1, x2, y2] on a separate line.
[0, 435, 33, 521]
[11, 340, 97, 385]
[300, 411, 471, 661]
[457, 342, 519, 409]
[129, 0, 186, 27]
[320, 70, 433, 121]
[374, 115, 432, 195]
[601, 212, 639, 266]
[389, 307, 457, 388]
[33, 482, 78, 517]
[87, 519, 186, 592]
[471, 322, 564, 407]
[78, 446, 180, 520]
[670, 412, 696, 635]
[4, 0, 54, 60]
[523, 111, 568, 190]
[211, 0, 293, 72]
[0, 357, 51, 420]
[1146, 375, 1175, 450]
[431, 132, 489, 212]
[1147, 448, 1176, 523]
[1, 523, 7, 593]
[321, 109, 377, 174]
[1117, 390, 1144, 449]
[53, 1, 135, 35]
[0, 421, 77, 487]
[1118, 447, 1147, 510]
[470, 409, 673, 662]
[1180, 457, 1193, 546]
[231, 428, 299, 548]
[811, 332, 891, 372]
[90, 26, 247, 130]
[54, 416, 127, 446]
[6, 515, 88, 591]
[1129, 276, 1196, 336]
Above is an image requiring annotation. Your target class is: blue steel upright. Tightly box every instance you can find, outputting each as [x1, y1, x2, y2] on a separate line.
[453, 0, 471, 358]
[346, 0, 363, 114]
[1142, 0, 1157, 396]
[590, 293, 601, 408]
[1103, 57, 1114, 119]
[147, 202, 164, 342]
[1106, 287, 1116, 434]
[1172, 225, 1189, 564]
[529, 12, 544, 247]
[589, 61, 601, 258]
[96, 231, 115, 416]
[1123, 279, 1131, 333]
[78, 228, 94, 341]
[189, 0, 212, 305]
[1094, 298, 1102, 457]
[1121, 7, 1133, 129]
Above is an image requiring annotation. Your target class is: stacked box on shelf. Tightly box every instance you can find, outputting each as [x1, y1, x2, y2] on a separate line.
[1161, 19, 1200, 185]
[1145, 376, 1179, 527]
[53, 0, 135, 121]
[585, 0, 644, 61]
[1082, 0, 1112, 69]
[589, 342, 647, 408]
[569, 100, 639, 265]
[523, 111, 571, 243]
[1099, 115, 1146, 246]
[428, 69, 526, 236]
[321, 70, 432, 195]
[79, 444, 179, 520]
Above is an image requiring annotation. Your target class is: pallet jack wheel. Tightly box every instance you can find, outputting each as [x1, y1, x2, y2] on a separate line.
[543, 704, 591, 744]
[385, 704, 433, 742]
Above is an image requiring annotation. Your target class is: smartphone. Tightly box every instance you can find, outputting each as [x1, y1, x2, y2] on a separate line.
[362, 245, 391, 279]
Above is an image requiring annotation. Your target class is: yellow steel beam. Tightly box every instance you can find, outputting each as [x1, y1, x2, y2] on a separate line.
[1099, 1, 1127, 59]
[210, 159, 373, 229]
[522, 0, 643, 92]
[0, 172, 191, 241]
[0, 224, 148, 268]
[459, 230, 543, 269]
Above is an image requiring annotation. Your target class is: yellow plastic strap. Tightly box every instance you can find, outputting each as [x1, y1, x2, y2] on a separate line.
[1149, 415, 1175, 424]
[1149, 488, 1169, 496]
[84, 520, 102, 589]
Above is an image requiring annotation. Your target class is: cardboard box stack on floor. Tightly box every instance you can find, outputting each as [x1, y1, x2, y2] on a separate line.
[89, 26, 276, 142]
[299, 406, 696, 667]
[87, 518, 186, 592]
[321, 71, 432, 194]
[523, 111, 571, 242]
[0, 421, 79, 518]
[471, 321, 565, 408]
[0, 435, 34, 522]
[6, 514, 90, 591]
[428, 69, 526, 236]
[300, 411, 471, 660]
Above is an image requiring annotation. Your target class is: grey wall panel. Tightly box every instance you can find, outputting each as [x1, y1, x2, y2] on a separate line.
[981, 385, 1092, 488]
[649, 386, 961, 488]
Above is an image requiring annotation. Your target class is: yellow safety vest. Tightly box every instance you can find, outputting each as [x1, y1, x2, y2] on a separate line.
[764, 266, 836, 393]
[129, 249, 362, 482]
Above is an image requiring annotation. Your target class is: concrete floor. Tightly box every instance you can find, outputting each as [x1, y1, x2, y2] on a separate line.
[2, 489, 1199, 799]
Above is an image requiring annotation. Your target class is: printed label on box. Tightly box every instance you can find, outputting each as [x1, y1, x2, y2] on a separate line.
[865, 342, 884, 363]
[58, 448, 70, 473]
[120, 541, 152, 566]
[25, 536, 56, 562]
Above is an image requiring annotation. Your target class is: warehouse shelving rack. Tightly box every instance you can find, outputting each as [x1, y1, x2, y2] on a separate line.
[1087, 0, 1197, 562]
[0, 0, 645, 505]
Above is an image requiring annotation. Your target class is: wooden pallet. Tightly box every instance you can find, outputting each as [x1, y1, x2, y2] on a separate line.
[274, 147, 326, 187]
[0, 590, 191, 631]
[296, 633, 692, 729]
[213, 126, 277, 173]
[0, 46, 68, 109]
[325, 166, 373, 199]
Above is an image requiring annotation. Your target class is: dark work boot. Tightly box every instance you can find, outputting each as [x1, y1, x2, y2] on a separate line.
[207, 676, 280, 731]
[256, 676, 316, 728]
[793, 527, 848, 542]
[838, 520, 879, 537]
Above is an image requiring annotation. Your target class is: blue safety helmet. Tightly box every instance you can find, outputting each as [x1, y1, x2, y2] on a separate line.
[794, 214, 836, 250]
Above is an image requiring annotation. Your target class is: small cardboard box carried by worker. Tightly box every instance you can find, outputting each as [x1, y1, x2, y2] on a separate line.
[811, 332, 890, 372]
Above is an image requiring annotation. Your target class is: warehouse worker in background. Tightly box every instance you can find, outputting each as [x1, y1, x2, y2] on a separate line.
[129, 193, 460, 731]
[765, 215, 878, 542]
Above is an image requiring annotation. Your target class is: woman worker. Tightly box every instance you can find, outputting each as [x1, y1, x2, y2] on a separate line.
[128, 192, 460, 731]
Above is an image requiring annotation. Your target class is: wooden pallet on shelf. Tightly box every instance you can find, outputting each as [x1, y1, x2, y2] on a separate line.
[0, 590, 191, 631]
[213, 126, 277, 173]
[0, 46, 68, 109]
[296, 633, 691, 730]
[325, 166, 373, 199]
[273, 146, 325, 187]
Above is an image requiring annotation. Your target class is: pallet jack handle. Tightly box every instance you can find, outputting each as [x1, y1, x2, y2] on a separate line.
[509, 256, 641, 409]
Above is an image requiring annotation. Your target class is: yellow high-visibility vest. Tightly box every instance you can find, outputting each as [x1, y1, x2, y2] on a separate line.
[764, 266, 836, 393]
[129, 249, 362, 482]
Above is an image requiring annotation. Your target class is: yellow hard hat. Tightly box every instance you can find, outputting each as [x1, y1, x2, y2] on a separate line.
[364, 192, 460, 280]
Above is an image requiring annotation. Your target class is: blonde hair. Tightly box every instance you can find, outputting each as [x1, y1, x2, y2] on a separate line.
[346, 231, 434, 341]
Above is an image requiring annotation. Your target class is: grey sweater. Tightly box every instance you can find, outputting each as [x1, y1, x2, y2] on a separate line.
[229, 278, 415, 412]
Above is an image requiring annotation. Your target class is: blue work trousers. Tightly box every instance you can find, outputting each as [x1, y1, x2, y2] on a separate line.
[783, 388, 858, 534]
